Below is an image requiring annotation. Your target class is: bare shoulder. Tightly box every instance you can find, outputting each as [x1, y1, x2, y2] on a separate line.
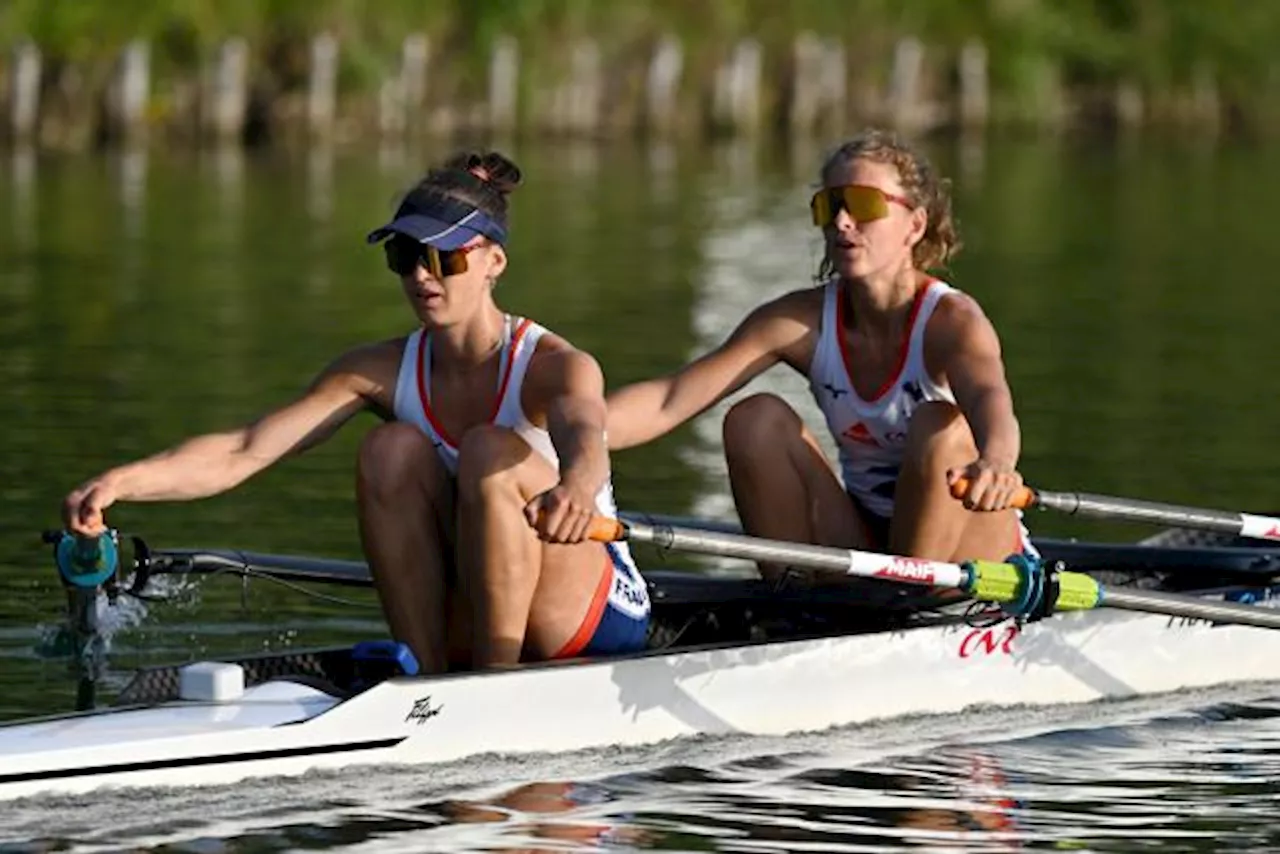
[731, 286, 826, 369]
[310, 336, 407, 410]
[925, 289, 1003, 371]
[527, 331, 604, 389]
[748, 286, 824, 329]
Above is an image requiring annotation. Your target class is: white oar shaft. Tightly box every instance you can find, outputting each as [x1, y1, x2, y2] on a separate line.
[616, 519, 969, 588]
[1031, 490, 1280, 542]
[600, 516, 1280, 632]
[951, 477, 1280, 544]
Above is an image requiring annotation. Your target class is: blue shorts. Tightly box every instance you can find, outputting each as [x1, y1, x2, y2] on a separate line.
[553, 543, 650, 658]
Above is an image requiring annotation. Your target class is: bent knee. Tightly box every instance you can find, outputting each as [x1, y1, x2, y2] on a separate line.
[723, 393, 801, 452]
[455, 424, 536, 496]
[357, 422, 442, 487]
[904, 401, 975, 461]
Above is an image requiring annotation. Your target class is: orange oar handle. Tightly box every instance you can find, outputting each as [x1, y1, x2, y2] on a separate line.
[588, 516, 627, 542]
[949, 477, 1036, 510]
[533, 510, 628, 542]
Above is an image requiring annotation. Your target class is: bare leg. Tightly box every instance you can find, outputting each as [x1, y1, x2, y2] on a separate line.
[455, 425, 613, 668]
[723, 393, 869, 584]
[890, 401, 1021, 562]
[356, 422, 456, 674]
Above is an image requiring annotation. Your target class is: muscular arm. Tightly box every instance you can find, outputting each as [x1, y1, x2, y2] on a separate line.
[605, 290, 819, 450]
[530, 348, 611, 495]
[63, 342, 398, 532]
[928, 296, 1021, 468]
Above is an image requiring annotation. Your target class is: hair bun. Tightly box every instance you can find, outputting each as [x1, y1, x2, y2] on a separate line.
[447, 150, 522, 197]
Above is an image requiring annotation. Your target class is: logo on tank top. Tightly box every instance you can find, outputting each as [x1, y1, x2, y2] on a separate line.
[842, 422, 880, 447]
[902, 380, 925, 403]
[820, 382, 849, 400]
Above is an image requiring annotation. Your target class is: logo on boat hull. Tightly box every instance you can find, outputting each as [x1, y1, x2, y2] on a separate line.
[959, 625, 1019, 658]
[407, 696, 442, 725]
[873, 557, 936, 585]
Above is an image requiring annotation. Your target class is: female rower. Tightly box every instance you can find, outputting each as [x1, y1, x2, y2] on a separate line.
[606, 129, 1028, 583]
[61, 150, 649, 672]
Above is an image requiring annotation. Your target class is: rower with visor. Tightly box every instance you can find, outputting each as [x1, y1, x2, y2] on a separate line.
[60, 150, 650, 673]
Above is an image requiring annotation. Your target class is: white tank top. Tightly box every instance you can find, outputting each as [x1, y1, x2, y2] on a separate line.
[808, 279, 957, 519]
[391, 316, 647, 614]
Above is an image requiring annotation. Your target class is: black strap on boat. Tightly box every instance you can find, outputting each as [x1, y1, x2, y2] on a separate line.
[1027, 561, 1062, 623]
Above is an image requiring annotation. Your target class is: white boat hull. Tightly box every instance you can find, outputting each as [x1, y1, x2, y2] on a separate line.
[3, 595, 1279, 801]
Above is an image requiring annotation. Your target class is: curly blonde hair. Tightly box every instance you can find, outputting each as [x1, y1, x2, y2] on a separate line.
[817, 129, 961, 278]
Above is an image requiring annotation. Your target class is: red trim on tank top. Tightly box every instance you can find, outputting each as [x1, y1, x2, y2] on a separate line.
[416, 318, 534, 448]
[837, 279, 934, 404]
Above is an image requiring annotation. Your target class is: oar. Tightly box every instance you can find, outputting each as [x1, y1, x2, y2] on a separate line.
[586, 516, 1280, 630]
[950, 479, 1280, 544]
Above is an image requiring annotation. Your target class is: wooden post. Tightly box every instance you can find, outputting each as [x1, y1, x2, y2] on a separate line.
[958, 40, 988, 129]
[9, 41, 41, 142]
[204, 38, 249, 143]
[887, 37, 924, 129]
[646, 35, 683, 136]
[488, 36, 519, 135]
[396, 33, 429, 137]
[790, 32, 823, 136]
[106, 40, 151, 142]
[1115, 78, 1143, 130]
[378, 77, 405, 139]
[568, 40, 602, 135]
[712, 39, 762, 136]
[401, 34, 429, 115]
[819, 38, 847, 135]
[308, 32, 339, 138]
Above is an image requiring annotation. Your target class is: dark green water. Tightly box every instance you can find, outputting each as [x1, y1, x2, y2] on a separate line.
[1, 135, 1279, 722]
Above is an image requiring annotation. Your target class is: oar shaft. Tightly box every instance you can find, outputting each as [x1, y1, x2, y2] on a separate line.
[598, 516, 1280, 633]
[950, 478, 1280, 543]
[1032, 489, 1269, 536]
[615, 519, 969, 588]
[1102, 586, 1280, 629]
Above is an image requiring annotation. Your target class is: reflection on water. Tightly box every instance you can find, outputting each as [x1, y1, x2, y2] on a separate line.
[6, 689, 1280, 852]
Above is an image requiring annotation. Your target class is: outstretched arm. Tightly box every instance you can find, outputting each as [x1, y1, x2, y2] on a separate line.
[62, 343, 395, 535]
[605, 292, 817, 450]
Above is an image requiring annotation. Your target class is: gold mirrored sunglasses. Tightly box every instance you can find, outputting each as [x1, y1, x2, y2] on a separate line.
[810, 184, 913, 227]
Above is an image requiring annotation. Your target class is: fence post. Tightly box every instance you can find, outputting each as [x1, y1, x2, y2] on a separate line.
[712, 39, 762, 136]
[205, 38, 249, 143]
[646, 35, 683, 137]
[9, 41, 41, 142]
[489, 36, 519, 135]
[308, 32, 339, 138]
[958, 40, 988, 129]
[887, 36, 924, 130]
[106, 40, 151, 142]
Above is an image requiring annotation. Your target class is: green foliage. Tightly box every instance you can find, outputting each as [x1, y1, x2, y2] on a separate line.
[1, 0, 1279, 118]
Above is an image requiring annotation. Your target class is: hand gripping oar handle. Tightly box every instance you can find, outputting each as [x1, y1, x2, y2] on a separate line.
[950, 479, 1280, 543]
[590, 515, 1280, 631]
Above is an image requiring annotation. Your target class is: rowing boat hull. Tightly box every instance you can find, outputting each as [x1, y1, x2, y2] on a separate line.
[3, 590, 1279, 801]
